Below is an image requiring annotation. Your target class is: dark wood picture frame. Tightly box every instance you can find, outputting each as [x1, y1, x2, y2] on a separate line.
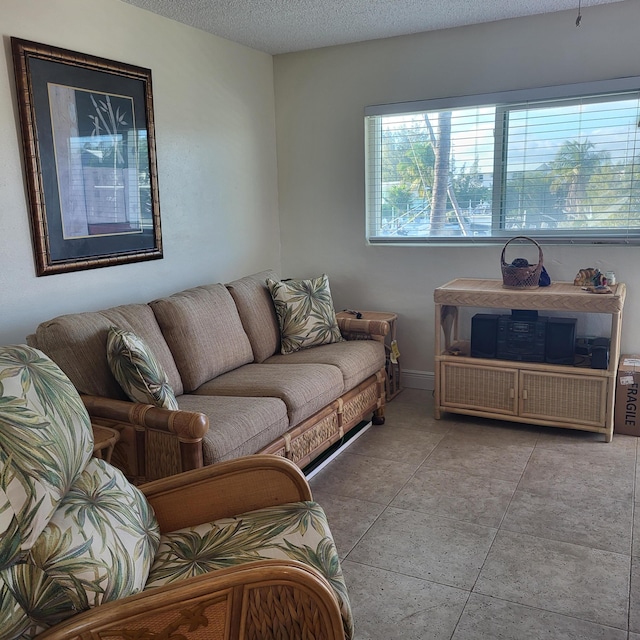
[11, 38, 163, 276]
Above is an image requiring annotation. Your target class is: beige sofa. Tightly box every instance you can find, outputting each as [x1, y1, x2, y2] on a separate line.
[28, 270, 387, 481]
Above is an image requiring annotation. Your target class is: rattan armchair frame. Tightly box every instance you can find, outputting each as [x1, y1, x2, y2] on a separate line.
[35, 455, 347, 640]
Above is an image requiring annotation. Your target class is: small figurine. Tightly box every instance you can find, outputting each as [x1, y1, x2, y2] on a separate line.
[574, 267, 606, 287]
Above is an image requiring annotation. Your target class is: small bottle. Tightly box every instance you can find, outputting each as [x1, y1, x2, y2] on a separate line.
[605, 271, 616, 285]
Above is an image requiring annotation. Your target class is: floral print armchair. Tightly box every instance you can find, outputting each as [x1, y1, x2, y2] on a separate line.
[0, 345, 352, 640]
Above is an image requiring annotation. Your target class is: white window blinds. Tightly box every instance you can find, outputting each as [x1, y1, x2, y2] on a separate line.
[365, 78, 640, 244]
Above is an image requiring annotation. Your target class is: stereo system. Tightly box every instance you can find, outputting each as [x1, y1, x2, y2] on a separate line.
[576, 336, 611, 370]
[471, 311, 577, 365]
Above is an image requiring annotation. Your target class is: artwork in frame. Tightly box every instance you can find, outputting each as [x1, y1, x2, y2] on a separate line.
[11, 38, 163, 276]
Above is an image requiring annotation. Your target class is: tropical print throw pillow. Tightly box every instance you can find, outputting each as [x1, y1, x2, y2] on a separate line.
[0, 345, 94, 569]
[2, 458, 160, 633]
[266, 274, 344, 354]
[106, 327, 179, 410]
[0, 345, 159, 638]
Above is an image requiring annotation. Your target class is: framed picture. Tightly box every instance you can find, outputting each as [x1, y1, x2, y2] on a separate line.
[11, 38, 163, 276]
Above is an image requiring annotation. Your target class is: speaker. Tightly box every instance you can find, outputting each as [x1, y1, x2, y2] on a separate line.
[591, 337, 610, 369]
[545, 317, 577, 365]
[471, 313, 500, 358]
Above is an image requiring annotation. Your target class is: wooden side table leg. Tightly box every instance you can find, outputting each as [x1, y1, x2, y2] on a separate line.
[434, 304, 440, 419]
[92, 425, 120, 464]
[104, 442, 115, 464]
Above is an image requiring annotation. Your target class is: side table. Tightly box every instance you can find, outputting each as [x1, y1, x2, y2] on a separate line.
[336, 310, 401, 401]
[92, 424, 120, 464]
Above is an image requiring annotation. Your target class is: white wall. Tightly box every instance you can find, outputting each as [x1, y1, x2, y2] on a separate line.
[273, 1, 640, 387]
[4, 0, 640, 385]
[1, 0, 281, 345]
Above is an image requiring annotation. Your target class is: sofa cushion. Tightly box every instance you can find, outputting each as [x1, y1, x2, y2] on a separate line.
[226, 270, 280, 363]
[32, 304, 183, 398]
[266, 339, 386, 392]
[150, 284, 254, 393]
[193, 363, 343, 426]
[106, 327, 180, 410]
[0, 345, 93, 571]
[2, 458, 160, 633]
[267, 275, 343, 354]
[145, 501, 353, 640]
[176, 395, 289, 464]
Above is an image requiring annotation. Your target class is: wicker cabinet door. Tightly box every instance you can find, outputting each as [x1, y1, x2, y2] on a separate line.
[440, 362, 518, 415]
[519, 370, 607, 427]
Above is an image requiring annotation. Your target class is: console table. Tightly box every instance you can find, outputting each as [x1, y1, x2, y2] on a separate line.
[434, 278, 626, 442]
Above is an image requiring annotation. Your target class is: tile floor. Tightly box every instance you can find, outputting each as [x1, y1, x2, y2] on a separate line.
[309, 388, 640, 640]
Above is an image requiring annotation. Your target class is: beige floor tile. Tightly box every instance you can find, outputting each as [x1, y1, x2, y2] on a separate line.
[392, 388, 431, 406]
[420, 436, 534, 482]
[390, 466, 517, 528]
[474, 530, 630, 629]
[452, 593, 627, 640]
[629, 556, 640, 633]
[310, 489, 385, 560]
[533, 438, 638, 466]
[384, 396, 450, 433]
[342, 560, 469, 640]
[344, 423, 445, 465]
[633, 506, 640, 556]
[439, 416, 542, 447]
[312, 390, 638, 639]
[518, 447, 635, 502]
[309, 452, 418, 504]
[536, 428, 638, 451]
[347, 506, 497, 590]
[502, 489, 632, 554]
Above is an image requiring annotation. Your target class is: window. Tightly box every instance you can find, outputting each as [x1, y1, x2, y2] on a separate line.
[365, 78, 640, 244]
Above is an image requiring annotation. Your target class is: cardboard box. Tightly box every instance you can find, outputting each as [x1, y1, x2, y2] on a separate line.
[615, 355, 640, 436]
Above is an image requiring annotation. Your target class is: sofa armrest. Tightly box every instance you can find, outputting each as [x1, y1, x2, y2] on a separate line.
[141, 454, 313, 532]
[36, 560, 346, 640]
[337, 315, 390, 341]
[82, 395, 209, 441]
[83, 395, 209, 481]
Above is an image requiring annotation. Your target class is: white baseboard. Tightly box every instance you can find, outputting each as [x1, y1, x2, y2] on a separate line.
[400, 369, 434, 391]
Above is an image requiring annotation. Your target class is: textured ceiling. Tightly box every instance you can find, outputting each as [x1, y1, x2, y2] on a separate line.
[120, 0, 625, 55]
